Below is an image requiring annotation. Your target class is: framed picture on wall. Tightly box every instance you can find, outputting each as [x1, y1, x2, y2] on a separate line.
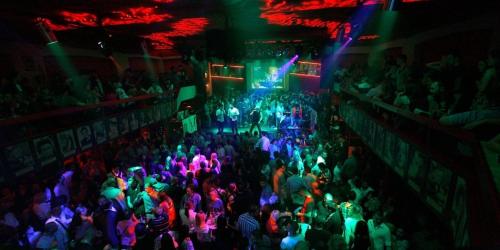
[383, 131, 397, 166]
[93, 120, 107, 144]
[119, 115, 130, 135]
[108, 117, 119, 139]
[451, 177, 469, 247]
[138, 110, 147, 128]
[145, 108, 154, 125]
[407, 147, 429, 193]
[160, 103, 168, 120]
[76, 125, 93, 150]
[129, 112, 139, 131]
[374, 125, 386, 158]
[57, 129, 77, 158]
[33, 136, 57, 166]
[154, 105, 162, 122]
[424, 160, 453, 213]
[394, 139, 410, 177]
[3, 141, 36, 176]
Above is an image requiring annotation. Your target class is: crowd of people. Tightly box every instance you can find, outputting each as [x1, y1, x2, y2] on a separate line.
[336, 50, 500, 127]
[0, 87, 453, 250]
[0, 65, 189, 119]
[203, 91, 326, 136]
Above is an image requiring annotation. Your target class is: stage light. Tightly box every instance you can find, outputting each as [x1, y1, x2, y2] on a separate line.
[36, 19, 58, 44]
[97, 40, 112, 57]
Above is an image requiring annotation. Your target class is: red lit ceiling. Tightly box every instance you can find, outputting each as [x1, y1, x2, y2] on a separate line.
[29, 0, 428, 51]
[143, 18, 209, 50]
[260, 0, 383, 38]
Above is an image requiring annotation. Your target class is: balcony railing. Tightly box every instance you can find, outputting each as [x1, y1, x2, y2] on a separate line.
[0, 94, 177, 180]
[339, 88, 499, 248]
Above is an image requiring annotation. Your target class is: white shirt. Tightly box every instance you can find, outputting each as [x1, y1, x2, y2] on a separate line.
[344, 217, 361, 245]
[179, 209, 197, 233]
[368, 220, 392, 250]
[228, 107, 239, 121]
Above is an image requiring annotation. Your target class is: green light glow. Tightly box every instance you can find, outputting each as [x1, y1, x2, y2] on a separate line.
[368, 11, 398, 73]
[143, 49, 157, 83]
[47, 42, 83, 85]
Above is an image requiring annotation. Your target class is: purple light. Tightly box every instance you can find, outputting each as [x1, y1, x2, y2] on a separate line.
[278, 55, 299, 77]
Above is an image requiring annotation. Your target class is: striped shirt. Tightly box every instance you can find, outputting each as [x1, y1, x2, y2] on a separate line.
[237, 212, 260, 240]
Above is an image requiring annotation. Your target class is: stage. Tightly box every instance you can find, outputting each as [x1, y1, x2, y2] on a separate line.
[205, 123, 305, 138]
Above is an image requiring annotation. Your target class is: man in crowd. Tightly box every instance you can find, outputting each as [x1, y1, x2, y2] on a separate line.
[216, 104, 225, 134]
[228, 103, 240, 135]
[249, 107, 262, 136]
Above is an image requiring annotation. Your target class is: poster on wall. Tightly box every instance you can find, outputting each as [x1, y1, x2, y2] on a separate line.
[33, 136, 57, 166]
[108, 117, 119, 139]
[76, 125, 93, 150]
[394, 140, 410, 177]
[160, 103, 168, 120]
[138, 110, 147, 128]
[425, 160, 453, 213]
[129, 112, 139, 131]
[383, 132, 397, 166]
[57, 129, 77, 158]
[374, 125, 386, 158]
[407, 148, 428, 193]
[3, 141, 36, 176]
[182, 115, 198, 135]
[93, 120, 107, 144]
[450, 177, 469, 247]
[154, 105, 161, 122]
[145, 108, 154, 125]
[119, 115, 130, 135]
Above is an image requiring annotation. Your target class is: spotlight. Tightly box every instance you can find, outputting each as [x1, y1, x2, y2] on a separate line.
[36, 19, 58, 45]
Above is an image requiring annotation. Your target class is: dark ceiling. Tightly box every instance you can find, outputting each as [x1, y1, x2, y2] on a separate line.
[0, 0, 498, 53]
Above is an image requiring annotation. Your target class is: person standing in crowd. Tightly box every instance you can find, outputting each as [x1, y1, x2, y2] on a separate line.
[368, 212, 392, 250]
[280, 221, 303, 250]
[236, 205, 260, 249]
[249, 107, 262, 136]
[256, 132, 271, 153]
[215, 104, 225, 134]
[228, 103, 240, 135]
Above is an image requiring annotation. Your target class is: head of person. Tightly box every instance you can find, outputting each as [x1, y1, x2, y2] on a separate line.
[372, 212, 383, 226]
[195, 212, 206, 227]
[186, 184, 195, 196]
[324, 193, 335, 208]
[209, 189, 219, 201]
[287, 221, 299, 236]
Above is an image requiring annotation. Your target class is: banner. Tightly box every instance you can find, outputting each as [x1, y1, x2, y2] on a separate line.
[108, 117, 119, 139]
[451, 177, 469, 247]
[3, 141, 35, 176]
[93, 120, 108, 144]
[57, 129, 77, 158]
[33, 136, 57, 166]
[425, 160, 452, 213]
[76, 125, 93, 150]
[119, 115, 130, 135]
[129, 112, 139, 131]
[182, 114, 198, 135]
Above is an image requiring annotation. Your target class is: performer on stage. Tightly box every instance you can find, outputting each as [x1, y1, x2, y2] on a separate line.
[249, 107, 262, 135]
[215, 104, 225, 134]
[228, 104, 240, 135]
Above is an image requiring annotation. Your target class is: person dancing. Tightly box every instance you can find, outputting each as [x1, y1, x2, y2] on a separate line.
[215, 104, 226, 134]
[228, 104, 240, 135]
[249, 107, 262, 135]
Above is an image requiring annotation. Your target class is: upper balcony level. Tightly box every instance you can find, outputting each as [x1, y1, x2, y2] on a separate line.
[339, 89, 500, 248]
